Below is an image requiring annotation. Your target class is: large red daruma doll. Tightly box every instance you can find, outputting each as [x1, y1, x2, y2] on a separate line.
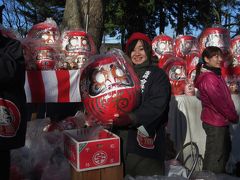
[152, 34, 175, 68]
[80, 53, 141, 125]
[199, 25, 231, 57]
[162, 57, 187, 95]
[231, 36, 240, 67]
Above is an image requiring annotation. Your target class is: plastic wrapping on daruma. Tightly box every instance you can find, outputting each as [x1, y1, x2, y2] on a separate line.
[80, 49, 141, 125]
[162, 57, 187, 95]
[30, 46, 57, 70]
[152, 34, 175, 68]
[60, 29, 97, 69]
[23, 18, 61, 70]
[61, 30, 96, 57]
[27, 18, 60, 45]
[0, 25, 19, 39]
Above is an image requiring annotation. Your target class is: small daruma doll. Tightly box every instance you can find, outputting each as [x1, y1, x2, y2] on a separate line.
[61, 30, 96, 56]
[33, 46, 57, 70]
[80, 52, 141, 125]
[61, 30, 97, 69]
[174, 35, 200, 79]
[162, 57, 187, 95]
[152, 34, 174, 68]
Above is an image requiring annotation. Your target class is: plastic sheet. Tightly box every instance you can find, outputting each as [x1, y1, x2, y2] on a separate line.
[10, 119, 71, 180]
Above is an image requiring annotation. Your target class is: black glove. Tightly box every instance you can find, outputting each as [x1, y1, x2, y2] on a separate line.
[113, 113, 134, 127]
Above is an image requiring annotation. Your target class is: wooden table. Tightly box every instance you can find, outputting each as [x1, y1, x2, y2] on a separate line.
[71, 164, 123, 180]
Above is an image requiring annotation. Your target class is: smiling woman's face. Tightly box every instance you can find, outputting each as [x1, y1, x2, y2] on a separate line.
[130, 40, 147, 65]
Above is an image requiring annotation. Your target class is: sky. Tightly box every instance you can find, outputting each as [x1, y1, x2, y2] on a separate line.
[103, 27, 202, 44]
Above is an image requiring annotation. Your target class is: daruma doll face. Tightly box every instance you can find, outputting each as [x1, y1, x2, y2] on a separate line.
[33, 46, 56, 70]
[80, 54, 141, 125]
[61, 30, 96, 57]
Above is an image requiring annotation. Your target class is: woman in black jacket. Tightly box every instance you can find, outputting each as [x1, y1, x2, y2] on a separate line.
[0, 33, 27, 180]
[113, 32, 171, 177]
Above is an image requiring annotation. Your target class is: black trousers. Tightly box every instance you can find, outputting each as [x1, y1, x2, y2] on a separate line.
[0, 150, 10, 180]
[202, 123, 231, 174]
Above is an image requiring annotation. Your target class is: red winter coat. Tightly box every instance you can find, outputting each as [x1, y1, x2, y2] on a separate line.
[195, 68, 238, 126]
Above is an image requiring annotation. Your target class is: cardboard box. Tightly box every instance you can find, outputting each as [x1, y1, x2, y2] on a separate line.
[63, 128, 120, 172]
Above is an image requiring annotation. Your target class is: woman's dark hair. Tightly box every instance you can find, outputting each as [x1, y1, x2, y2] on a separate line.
[126, 39, 152, 65]
[194, 46, 223, 83]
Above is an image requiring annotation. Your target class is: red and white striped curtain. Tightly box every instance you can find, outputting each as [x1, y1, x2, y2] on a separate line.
[24, 70, 81, 103]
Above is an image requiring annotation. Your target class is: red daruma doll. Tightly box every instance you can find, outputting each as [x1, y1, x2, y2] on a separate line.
[27, 18, 60, 45]
[152, 34, 174, 68]
[174, 35, 199, 58]
[61, 30, 97, 69]
[80, 50, 141, 125]
[231, 36, 240, 67]
[175, 35, 200, 80]
[162, 57, 187, 95]
[61, 30, 96, 56]
[199, 25, 231, 57]
[24, 18, 60, 70]
[33, 46, 57, 70]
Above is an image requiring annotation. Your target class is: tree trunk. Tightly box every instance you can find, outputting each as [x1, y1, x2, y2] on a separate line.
[61, 0, 104, 51]
[176, 0, 184, 35]
[159, 5, 166, 34]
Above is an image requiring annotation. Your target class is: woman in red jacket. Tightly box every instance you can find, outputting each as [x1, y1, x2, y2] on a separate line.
[194, 46, 239, 173]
